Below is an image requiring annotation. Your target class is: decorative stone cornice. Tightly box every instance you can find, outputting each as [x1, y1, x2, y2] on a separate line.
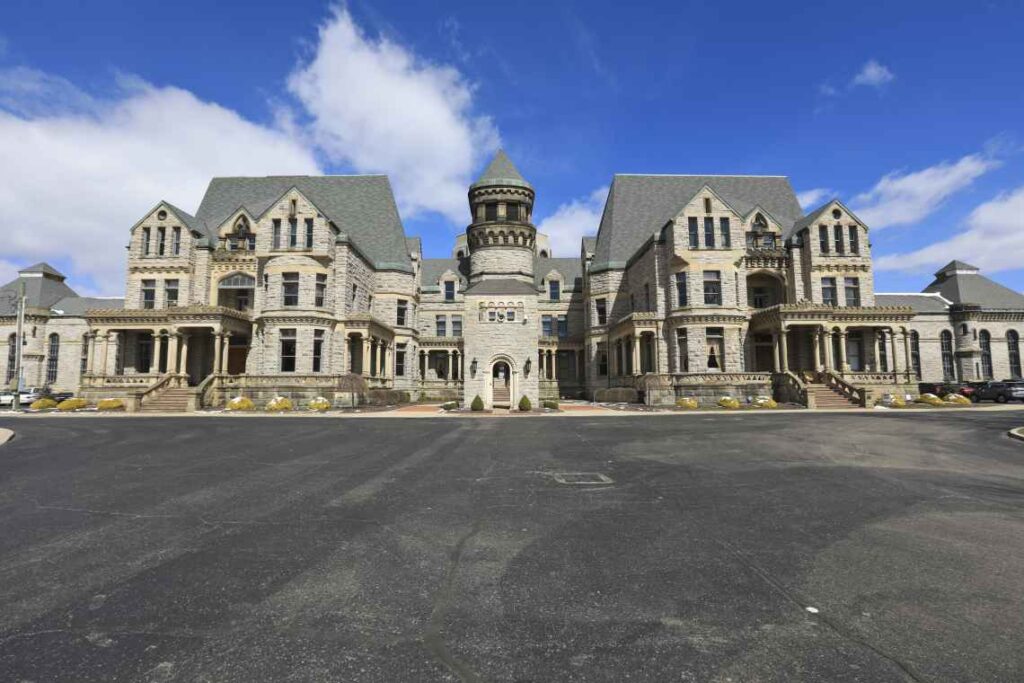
[810, 263, 871, 273]
[666, 312, 748, 326]
[417, 336, 464, 348]
[86, 305, 253, 325]
[750, 302, 915, 327]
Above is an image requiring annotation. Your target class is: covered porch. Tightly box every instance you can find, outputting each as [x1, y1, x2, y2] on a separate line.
[416, 336, 464, 396]
[345, 316, 395, 388]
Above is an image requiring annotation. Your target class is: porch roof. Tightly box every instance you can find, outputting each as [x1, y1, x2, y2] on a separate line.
[749, 302, 914, 329]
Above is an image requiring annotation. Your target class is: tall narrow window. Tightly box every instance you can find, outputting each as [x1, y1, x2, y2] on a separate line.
[703, 271, 722, 305]
[763, 233, 776, 249]
[282, 272, 299, 306]
[315, 274, 327, 307]
[877, 331, 888, 372]
[676, 328, 689, 372]
[557, 315, 569, 338]
[980, 330, 993, 379]
[452, 315, 463, 337]
[436, 315, 447, 337]
[396, 299, 408, 327]
[911, 331, 922, 379]
[506, 203, 520, 221]
[834, 224, 845, 254]
[549, 280, 560, 301]
[444, 280, 456, 301]
[272, 219, 281, 249]
[597, 343, 608, 376]
[688, 217, 699, 249]
[675, 272, 688, 307]
[703, 197, 712, 213]
[704, 217, 716, 248]
[485, 203, 498, 221]
[141, 279, 156, 309]
[80, 334, 89, 374]
[844, 277, 861, 307]
[164, 279, 179, 308]
[141, 227, 151, 255]
[312, 330, 324, 372]
[157, 227, 166, 256]
[821, 277, 837, 306]
[848, 225, 859, 255]
[542, 315, 553, 337]
[720, 217, 731, 248]
[172, 227, 181, 255]
[280, 329, 296, 372]
[941, 330, 956, 380]
[706, 328, 724, 371]
[1008, 330, 1021, 378]
[46, 334, 59, 384]
[6, 333, 15, 384]
[819, 225, 829, 253]
[305, 218, 314, 248]
[595, 298, 607, 325]
[288, 218, 298, 248]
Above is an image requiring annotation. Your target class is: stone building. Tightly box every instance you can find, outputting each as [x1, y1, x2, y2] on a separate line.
[2, 151, 1022, 409]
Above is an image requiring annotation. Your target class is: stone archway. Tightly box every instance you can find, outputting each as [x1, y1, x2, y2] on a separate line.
[488, 355, 517, 408]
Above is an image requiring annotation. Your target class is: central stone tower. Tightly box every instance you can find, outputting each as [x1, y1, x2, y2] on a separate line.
[466, 150, 536, 285]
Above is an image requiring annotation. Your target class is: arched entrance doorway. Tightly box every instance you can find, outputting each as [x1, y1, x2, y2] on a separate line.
[492, 360, 511, 407]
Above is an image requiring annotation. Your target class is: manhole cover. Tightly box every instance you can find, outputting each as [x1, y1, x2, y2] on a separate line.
[551, 472, 614, 486]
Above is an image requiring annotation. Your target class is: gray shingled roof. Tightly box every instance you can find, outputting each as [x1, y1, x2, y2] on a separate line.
[582, 236, 597, 255]
[875, 293, 949, 313]
[420, 258, 469, 290]
[923, 269, 1024, 310]
[405, 236, 422, 257]
[935, 260, 979, 275]
[470, 150, 532, 191]
[462, 279, 539, 295]
[195, 176, 412, 272]
[19, 262, 64, 277]
[790, 199, 870, 239]
[0, 266, 78, 315]
[51, 296, 124, 315]
[592, 175, 803, 272]
[535, 257, 583, 292]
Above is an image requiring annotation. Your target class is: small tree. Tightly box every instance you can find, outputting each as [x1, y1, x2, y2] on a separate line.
[471, 395, 484, 411]
[518, 395, 532, 412]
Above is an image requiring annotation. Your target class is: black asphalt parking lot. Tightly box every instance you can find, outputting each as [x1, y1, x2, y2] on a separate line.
[2, 411, 1024, 682]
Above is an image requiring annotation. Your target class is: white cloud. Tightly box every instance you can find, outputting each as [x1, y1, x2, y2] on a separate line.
[287, 7, 499, 223]
[851, 60, 895, 88]
[851, 153, 999, 229]
[876, 186, 1024, 274]
[537, 187, 608, 257]
[0, 69, 319, 295]
[796, 188, 834, 210]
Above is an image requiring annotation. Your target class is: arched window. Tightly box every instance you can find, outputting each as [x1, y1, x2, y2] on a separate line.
[979, 330, 993, 379]
[753, 213, 768, 230]
[6, 333, 16, 384]
[940, 330, 955, 381]
[1009, 330, 1022, 379]
[46, 334, 60, 385]
[910, 331, 921, 380]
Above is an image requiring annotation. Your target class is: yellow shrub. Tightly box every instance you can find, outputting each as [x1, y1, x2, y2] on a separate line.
[30, 398, 58, 410]
[97, 398, 125, 411]
[943, 393, 971, 406]
[57, 398, 88, 412]
[226, 396, 254, 411]
[675, 397, 699, 409]
[265, 396, 293, 412]
[308, 397, 331, 412]
[915, 393, 943, 407]
[890, 396, 906, 408]
[752, 396, 778, 409]
[718, 396, 741, 410]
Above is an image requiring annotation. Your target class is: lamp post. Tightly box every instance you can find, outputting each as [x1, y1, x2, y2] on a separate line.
[3, 281, 26, 411]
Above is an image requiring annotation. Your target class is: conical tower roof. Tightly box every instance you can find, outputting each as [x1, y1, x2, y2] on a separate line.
[470, 149, 532, 190]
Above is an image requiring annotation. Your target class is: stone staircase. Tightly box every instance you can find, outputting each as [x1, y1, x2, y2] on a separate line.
[493, 385, 511, 407]
[139, 387, 195, 413]
[806, 383, 860, 409]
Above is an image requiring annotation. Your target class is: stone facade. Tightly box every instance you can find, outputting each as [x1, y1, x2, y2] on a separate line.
[3, 154, 1022, 409]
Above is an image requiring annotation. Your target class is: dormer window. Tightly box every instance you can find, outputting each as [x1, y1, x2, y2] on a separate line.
[754, 213, 768, 230]
[549, 280, 560, 301]
[704, 197, 712, 214]
[444, 280, 456, 301]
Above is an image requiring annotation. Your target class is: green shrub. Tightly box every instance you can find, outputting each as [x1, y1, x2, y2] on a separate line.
[471, 395, 484, 411]
[226, 396, 254, 411]
[518, 395, 532, 412]
[593, 387, 639, 403]
[543, 400, 559, 410]
[97, 398, 125, 411]
[30, 398, 58, 410]
[441, 401, 458, 411]
[265, 396, 293, 412]
[308, 397, 331, 412]
[367, 389, 412, 406]
[675, 397, 699, 410]
[717, 396, 740, 410]
[57, 398, 88, 412]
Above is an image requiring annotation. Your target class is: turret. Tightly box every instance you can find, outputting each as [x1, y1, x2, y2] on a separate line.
[466, 150, 536, 284]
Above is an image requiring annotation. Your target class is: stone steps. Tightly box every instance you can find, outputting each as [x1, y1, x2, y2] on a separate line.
[806, 384, 860, 409]
[139, 388, 195, 413]
[493, 387, 511, 406]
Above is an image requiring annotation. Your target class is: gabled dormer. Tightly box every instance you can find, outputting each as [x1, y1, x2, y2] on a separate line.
[128, 201, 203, 260]
[254, 187, 333, 254]
[215, 207, 260, 253]
[741, 206, 784, 250]
[672, 184, 742, 252]
[793, 199, 869, 258]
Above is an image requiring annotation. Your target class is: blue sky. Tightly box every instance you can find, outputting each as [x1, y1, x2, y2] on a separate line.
[1, 0, 1022, 296]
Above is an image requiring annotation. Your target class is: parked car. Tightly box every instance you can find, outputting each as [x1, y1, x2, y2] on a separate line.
[918, 381, 977, 397]
[971, 381, 1024, 403]
[0, 391, 14, 407]
[47, 391, 74, 402]
[18, 387, 44, 404]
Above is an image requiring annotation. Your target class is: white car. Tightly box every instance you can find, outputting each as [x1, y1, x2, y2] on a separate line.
[0, 391, 14, 407]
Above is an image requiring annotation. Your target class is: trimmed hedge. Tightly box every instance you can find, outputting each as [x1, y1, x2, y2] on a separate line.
[593, 387, 639, 403]
[367, 389, 412, 406]
[471, 395, 484, 411]
[30, 398, 58, 410]
[441, 401, 458, 411]
[518, 396, 532, 412]
[226, 396, 254, 411]
[57, 398, 88, 412]
[97, 398, 125, 411]
[543, 400, 559, 410]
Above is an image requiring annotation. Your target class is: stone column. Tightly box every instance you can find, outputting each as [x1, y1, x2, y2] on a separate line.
[447, 350, 453, 381]
[779, 327, 789, 373]
[838, 330, 849, 373]
[167, 333, 179, 373]
[382, 343, 389, 380]
[419, 350, 426, 379]
[213, 332, 223, 374]
[902, 329, 912, 380]
[890, 329, 902, 374]
[812, 328, 821, 371]
[361, 336, 370, 377]
[874, 330, 884, 371]
[152, 332, 163, 374]
[771, 332, 780, 373]
[85, 333, 96, 374]
[179, 334, 190, 378]
[222, 332, 232, 374]
[100, 332, 111, 376]
[631, 335, 641, 376]
[548, 350, 555, 380]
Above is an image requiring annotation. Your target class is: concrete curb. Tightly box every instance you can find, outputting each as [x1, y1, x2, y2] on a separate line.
[0, 428, 13, 445]
[1009, 427, 1024, 443]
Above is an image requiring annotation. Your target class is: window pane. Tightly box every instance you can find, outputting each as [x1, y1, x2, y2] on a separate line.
[703, 271, 722, 305]
[675, 272, 687, 307]
[704, 217, 715, 248]
[688, 217, 699, 249]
